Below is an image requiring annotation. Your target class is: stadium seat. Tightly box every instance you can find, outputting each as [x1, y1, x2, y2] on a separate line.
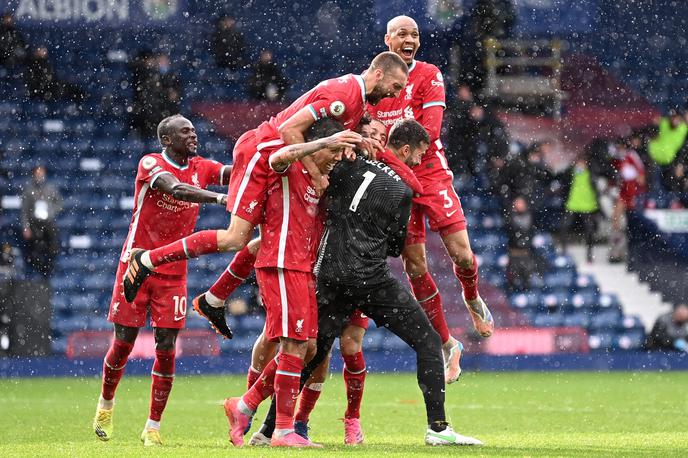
[615, 329, 646, 350]
[533, 312, 565, 327]
[563, 312, 590, 328]
[509, 292, 541, 312]
[588, 332, 616, 351]
[588, 309, 623, 331]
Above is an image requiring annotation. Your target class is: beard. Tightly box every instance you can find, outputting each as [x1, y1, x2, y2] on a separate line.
[367, 87, 388, 105]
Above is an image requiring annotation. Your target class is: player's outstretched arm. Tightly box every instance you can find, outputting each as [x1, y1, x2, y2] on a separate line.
[269, 130, 362, 173]
[153, 173, 228, 206]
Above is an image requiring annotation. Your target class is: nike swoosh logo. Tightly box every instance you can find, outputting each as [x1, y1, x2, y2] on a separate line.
[174, 315, 185, 321]
[427, 431, 456, 442]
[446, 210, 458, 217]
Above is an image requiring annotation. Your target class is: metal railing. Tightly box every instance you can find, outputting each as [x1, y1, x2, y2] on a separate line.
[483, 38, 565, 119]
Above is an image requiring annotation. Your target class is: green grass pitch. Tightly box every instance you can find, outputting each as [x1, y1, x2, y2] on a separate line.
[1, 371, 687, 456]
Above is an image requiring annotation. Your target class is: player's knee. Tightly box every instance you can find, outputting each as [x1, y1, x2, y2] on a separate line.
[341, 338, 362, 355]
[246, 237, 261, 256]
[340, 329, 364, 355]
[445, 241, 473, 269]
[402, 252, 428, 278]
[217, 229, 248, 252]
[154, 329, 177, 351]
[280, 337, 309, 359]
[443, 233, 474, 268]
[451, 247, 474, 270]
[114, 324, 139, 344]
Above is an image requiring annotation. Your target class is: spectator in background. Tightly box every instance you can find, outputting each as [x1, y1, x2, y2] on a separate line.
[130, 52, 181, 138]
[505, 195, 541, 292]
[608, 138, 647, 263]
[24, 46, 85, 102]
[211, 15, 245, 71]
[648, 110, 688, 191]
[445, 84, 480, 175]
[21, 165, 62, 278]
[247, 49, 288, 102]
[0, 13, 27, 69]
[558, 156, 599, 263]
[645, 304, 688, 352]
[444, 85, 509, 179]
[497, 140, 553, 221]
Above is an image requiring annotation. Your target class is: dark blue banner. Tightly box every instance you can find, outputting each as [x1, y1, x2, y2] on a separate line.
[1, 0, 187, 25]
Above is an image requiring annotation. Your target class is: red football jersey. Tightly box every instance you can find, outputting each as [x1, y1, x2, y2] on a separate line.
[119, 152, 224, 276]
[255, 162, 324, 272]
[255, 73, 368, 146]
[368, 60, 449, 180]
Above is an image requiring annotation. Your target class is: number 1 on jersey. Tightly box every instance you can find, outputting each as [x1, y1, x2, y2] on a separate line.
[349, 171, 376, 212]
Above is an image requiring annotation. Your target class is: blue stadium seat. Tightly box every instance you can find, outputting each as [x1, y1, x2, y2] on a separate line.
[570, 291, 599, 310]
[615, 329, 646, 350]
[541, 291, 570, 310]
[598, 293, 622, 310]
[543, 270, 575, 291]
[533, 312, 565, 327]
[562, 312, 590, 328]
[588, 332, 616, 351]
[619, 315, 645, 331]
[509, 292, 541, 312]
[588, 309, 623, 331]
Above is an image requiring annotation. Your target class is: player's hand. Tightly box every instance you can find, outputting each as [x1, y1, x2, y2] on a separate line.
[342, 147, 356, 161]
[358, 137, 384, 160]
[324, 130, 362, 152]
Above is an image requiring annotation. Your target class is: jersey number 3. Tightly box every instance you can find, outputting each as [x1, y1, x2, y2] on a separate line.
[349, 171, 376, 212]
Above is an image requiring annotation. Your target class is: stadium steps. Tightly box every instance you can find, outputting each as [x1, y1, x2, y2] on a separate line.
[568, 244, 671, 331]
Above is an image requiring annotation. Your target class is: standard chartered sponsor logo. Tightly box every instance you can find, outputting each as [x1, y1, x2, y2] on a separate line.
[156, 193, 199, 212]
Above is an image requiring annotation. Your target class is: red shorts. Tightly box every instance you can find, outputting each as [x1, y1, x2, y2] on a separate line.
[108, 262, 187, 329]
[406, 173, 467, 245]
[256, 267, 318, 342]
[347, 309, 370, 330]
[226, 130, 284, 225]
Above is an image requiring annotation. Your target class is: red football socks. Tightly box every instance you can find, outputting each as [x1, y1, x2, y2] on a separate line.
[209, 245, 257, 301]
[101, 338, 134, 401]
[246, 365, 261, 390]
[454, 254, 479, 301]
[295, 383, 323, 423]
[274, 353, 304, 431]
[242, 357, 277, 411]
[148, 230, 219, 267]
[342, 351, 366, 419]
[149, 349, 176, 422]
[409, 273, 450, 343]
